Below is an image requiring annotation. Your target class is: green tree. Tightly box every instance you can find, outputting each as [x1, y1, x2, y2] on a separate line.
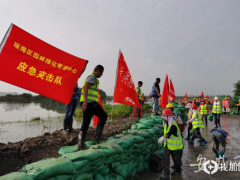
[233, 81, 240, 96]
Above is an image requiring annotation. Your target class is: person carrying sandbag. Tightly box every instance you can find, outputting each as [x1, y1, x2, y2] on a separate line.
[78, 65, 108, 150]
[212, 97, 222, 128]
[187, 104, 207, 146]
[211, 128, 229, 160]
[158, 109, 183, 180]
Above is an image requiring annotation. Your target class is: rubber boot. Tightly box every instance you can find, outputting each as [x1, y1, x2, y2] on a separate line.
[171, 167, 181, 176]
[95, 125, 108, 141]
[190, 139, 194, 144]
[160, 170, 170, 180]
[201, 139, 208, 146]
[184, 136, 190, 140]
[77, 131, 88, 150]
[219, 154, 227, 160]
[214, 152, 219, 158]
[197, 139, 203, 142]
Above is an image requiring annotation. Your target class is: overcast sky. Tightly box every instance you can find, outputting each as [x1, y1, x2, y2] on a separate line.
[0, 0, 240, 97]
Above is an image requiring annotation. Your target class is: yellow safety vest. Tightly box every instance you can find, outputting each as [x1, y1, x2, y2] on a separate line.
[80, 74, 99, 102]
[200, 104, 207, 115]
[136, 86, 142, 100]
[164, 121, 183, 151]
[212, 104, 222, 114]
[192, 110, 204, 129]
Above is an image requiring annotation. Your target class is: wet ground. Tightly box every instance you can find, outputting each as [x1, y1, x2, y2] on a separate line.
[137, 115, 240, 180]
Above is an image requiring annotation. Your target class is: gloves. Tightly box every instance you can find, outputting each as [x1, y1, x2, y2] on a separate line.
[158, 136, 165, 144]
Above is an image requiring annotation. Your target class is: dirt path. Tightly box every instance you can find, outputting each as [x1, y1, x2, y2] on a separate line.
[0, 117, 137, 176]
[137, 115, 240, 180]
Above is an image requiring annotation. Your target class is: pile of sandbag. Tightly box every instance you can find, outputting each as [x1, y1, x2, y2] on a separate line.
[1, 111, 185, 180]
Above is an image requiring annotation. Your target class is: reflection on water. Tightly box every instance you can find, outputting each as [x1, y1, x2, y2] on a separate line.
[0, 102, 88, 144]
[3, 103, 30, 112]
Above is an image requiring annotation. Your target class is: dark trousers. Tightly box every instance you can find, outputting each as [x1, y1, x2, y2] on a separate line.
[202, 115, 208, 126]
[192, 128, 204, 141]
[187, 123, 192, 137]
[163, 146, 182, 171]
[136, 99, 142, 117]
[64, 98, 78, 130]
[238, 106, 240, 114]
[213, 113, 221, 126]
[80, 102, 107, 132]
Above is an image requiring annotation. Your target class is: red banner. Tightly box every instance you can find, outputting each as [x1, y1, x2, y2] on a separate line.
[0, 24, 88, 104]
[113, 51, 141, 108]
[201, 91, 204, 98]
[160, 74, 169, 108]
[93, 90, 103, 127]
[169, 79, 175, 102]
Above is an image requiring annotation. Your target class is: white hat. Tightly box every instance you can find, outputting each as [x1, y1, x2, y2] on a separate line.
[185, 103, 192, 108]
[215, 97, 218, 100]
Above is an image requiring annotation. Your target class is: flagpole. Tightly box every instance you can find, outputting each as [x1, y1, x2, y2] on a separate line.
[111, 49, 121, 120]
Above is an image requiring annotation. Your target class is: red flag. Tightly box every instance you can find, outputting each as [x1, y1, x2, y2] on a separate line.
[113, 51, 141, 108]
[93, 90, 103, 127]
[169, 79, 175, 102]
[133, 106, 142, 118]
[183, 93, 187, 100]
[201, 92, 204, 98]
[0, 24, 88, 104]
[160, 74, 169, 108]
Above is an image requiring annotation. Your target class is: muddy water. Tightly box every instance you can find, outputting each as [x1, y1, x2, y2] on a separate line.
[0, 102, 88, 144]
[138, 115, 240, 180]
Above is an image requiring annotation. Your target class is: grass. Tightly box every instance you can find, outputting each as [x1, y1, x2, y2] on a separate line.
[31, 117, 41, 121]
[75, 104, 152, 119]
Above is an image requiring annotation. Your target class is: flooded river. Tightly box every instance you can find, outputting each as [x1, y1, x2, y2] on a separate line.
[0, 102, 85, 144]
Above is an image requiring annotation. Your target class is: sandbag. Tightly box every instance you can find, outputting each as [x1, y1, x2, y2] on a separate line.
[118, 163, 128, 178]
[21, 158, 76, 180]
[73, 173, 93, 180]
[104, 174, 124, 180]
[130, 168, 137, 178]
[137, 123, 152, 130]
[100, 167, 110, 176]
[0, 172, 34, 180]
[90, 143, 123, 156]
[77, 163, 91, 174]
[144, 161, 150, 171]
[73, 160, 90, 170]
[91, 157, 106, 167]
[47, 175, 73, 180]
[111, 162, 122, 174]
[136, 162, 144, 173]
[58, 145, 78, 156]
[131, 124, 138, 130]
[63, 149, 105, 162]
[93, 173, 105, 180]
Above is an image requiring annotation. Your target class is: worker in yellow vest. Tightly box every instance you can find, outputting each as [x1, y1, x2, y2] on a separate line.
[187, 104, 207, 146]
[158, 109, 183, 179]
[78, 65, 107, 150]
[135, 81, 143, 118]
[185, 103, 193, 140]
[213, 97, 222, 128]
[198, 99, 209, 126]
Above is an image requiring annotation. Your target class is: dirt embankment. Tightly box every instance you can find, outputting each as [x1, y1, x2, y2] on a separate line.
[0, 117, 137, 176]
